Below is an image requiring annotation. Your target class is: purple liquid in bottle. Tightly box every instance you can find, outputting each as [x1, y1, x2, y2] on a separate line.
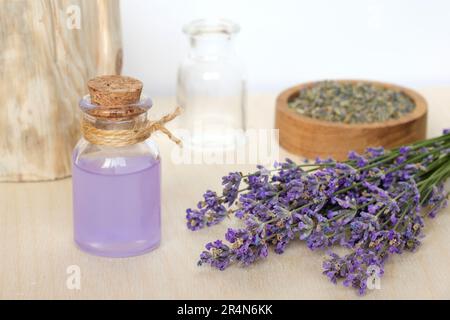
[72, 154, 161, 257]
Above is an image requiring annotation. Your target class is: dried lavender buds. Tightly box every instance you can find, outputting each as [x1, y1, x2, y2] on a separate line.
[288, 81, 416, 124]
[187, 130, 450, 295]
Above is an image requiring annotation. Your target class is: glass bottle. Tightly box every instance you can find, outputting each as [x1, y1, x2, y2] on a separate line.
[177, 18, 246, 150]
[72, 80, 161, 258]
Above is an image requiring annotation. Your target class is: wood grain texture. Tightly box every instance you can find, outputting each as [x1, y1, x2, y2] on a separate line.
[0, 90, 449, 299]
[275, 80, 428, 160]
[0, 0, 122, 182]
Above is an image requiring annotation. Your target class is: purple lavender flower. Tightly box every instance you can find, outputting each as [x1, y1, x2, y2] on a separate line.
[198, 240, 232, 270]
[222, 172, 242, 205]
[348, 151, 369, 167]
[366, 147, 385, 158]
[426, 184, 448, 218]
[399, 146, 412, 155]
[323, 249, 385, 295]
[333, 196, 356, 209]
[199, 228, 269, 268]
[186, 190, 227, 230]
[189, 131, 450, 295]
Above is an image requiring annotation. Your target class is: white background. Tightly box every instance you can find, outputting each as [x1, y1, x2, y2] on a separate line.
[121, 0, 450, 96]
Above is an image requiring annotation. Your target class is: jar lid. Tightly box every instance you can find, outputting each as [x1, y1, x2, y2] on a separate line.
[80, 75, 152, 120]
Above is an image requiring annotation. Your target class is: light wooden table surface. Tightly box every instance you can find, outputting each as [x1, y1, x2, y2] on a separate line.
[1, 88, 450, 300]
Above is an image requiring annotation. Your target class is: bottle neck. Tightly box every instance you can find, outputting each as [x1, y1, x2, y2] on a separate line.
[82, 111, 148, 131]
[188, 33, 235, 60]
[79, 94, 152, 130]
[80, 106, 183, 147]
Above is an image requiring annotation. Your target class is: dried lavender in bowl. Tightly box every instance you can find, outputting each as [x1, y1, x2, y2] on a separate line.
[288, 81, 416, 124]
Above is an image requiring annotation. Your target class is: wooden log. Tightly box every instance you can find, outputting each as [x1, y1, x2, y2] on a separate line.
[0, 0, 122, 181]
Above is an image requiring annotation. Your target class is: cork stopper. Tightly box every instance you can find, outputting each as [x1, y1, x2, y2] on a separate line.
[88, 75, 143, 106]
[86, 75, 147, 119]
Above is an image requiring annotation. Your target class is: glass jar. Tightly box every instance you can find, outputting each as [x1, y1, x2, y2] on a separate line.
[72, 95, 161, 258]
[177, 18, 246, 150]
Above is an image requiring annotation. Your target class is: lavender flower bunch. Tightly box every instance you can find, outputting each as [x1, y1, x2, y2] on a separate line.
[186, 130, 450, 295]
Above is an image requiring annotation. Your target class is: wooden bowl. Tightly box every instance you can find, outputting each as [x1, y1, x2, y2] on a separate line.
[275, 80, 428, 160]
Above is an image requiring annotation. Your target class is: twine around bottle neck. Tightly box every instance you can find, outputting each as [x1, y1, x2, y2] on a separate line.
[81, 107, 183, 147]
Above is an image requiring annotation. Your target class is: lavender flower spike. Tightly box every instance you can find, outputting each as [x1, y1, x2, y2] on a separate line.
[188, 131, 450, 295]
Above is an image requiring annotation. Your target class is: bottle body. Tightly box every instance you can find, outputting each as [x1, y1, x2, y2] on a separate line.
[72, 135, 161, 257]
[177, 19, 246, 149]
